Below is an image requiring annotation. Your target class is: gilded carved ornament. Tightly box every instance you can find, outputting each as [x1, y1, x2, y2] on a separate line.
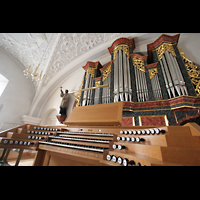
[178, 46, 200, 96]
[149, 68, 158, 79]
[132, 57, 145, 72]
[102, 64, 112, 82]
[113, 44, 130, 61]
[85, 66, 96, 79]
[75, 74, 85, 107]
[95, 80, 101, 88]
[154, 42, 176, 61]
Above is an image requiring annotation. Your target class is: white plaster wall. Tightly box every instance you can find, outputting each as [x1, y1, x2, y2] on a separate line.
[0, 49, 35, 130]
[39, 67, 84, 125]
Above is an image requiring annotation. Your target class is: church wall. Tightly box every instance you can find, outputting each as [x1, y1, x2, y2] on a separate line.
[38, 67, 84, 124]
[0, 49, 35, 131]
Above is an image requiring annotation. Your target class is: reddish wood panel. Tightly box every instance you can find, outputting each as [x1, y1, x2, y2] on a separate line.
[121, 117, 133, 126]
[140, 116, 166, 126]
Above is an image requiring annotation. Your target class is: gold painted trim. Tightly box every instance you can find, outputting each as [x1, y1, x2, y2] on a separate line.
[152, 42, 176, 61]
[132, 57, 145, 72]
[178, 46, 200, 97]
[113, 44, 130, 62]
[149, 68, 158, 79]
[121, 95, 200, 105]
[123, 106, 200, 113]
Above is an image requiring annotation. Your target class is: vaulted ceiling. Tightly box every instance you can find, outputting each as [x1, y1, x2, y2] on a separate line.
[0, 33, 161, 91]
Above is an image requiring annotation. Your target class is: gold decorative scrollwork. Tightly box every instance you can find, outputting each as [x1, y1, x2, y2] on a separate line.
[178, 46, 200, 96]
[113, 44, 129, 61]
[132, 57, 145, 72]
[86, 66, 96, 79]
[75, 74, 85, 107]
[149, 68, 158, 79]
[95, 80, 101, 88]
[102, 64, 112, 82]
[155, 42, 176, 61]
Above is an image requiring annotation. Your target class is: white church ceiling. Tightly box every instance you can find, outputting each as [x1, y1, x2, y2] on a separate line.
[2, 33, 197, 96]
[0, 33, 128, 90]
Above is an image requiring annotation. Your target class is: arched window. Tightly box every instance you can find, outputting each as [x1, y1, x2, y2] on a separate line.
[0, 74, 9, 97]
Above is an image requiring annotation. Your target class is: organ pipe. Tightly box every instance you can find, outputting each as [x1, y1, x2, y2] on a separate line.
[78, 36, 192, 107]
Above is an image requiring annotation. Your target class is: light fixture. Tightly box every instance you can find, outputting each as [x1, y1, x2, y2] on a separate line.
[23, 33, 53, 82]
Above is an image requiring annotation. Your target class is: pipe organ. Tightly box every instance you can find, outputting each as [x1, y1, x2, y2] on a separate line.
[75, 34, 200, 126]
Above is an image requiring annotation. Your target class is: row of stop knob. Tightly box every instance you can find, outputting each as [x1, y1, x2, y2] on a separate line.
[120, 128, 165, 135]
[117, 136, 145, 142]
[107, 154, 143, 166]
